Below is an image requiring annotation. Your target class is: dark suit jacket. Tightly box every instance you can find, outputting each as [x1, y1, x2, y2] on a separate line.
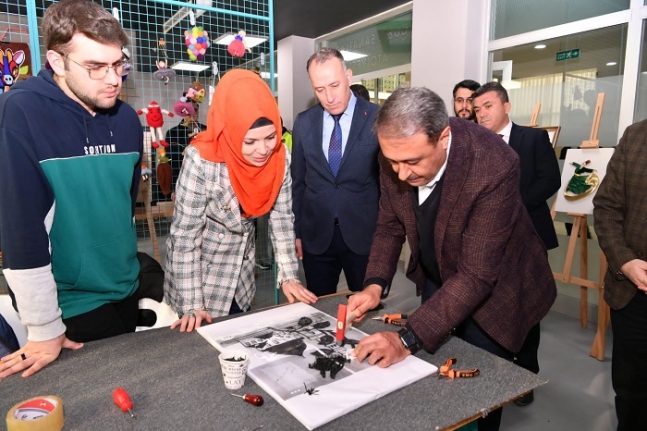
[509, 123, 561, 249]
[365, 118, 556, 354]
[291, 97, 380, 255]
[593, 119, 647, 310]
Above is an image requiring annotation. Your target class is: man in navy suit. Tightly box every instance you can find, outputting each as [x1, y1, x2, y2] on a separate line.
[291, 48, 380, 297]
[473, 81, 561, 406]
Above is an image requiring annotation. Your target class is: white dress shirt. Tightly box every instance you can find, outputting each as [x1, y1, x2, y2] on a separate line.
[418, 133, 452, 204]
[497, 120, 513, 145]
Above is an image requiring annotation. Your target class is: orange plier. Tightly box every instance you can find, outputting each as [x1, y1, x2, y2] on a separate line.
[438, 357, 480, 380]
[371, 313, 408, 327]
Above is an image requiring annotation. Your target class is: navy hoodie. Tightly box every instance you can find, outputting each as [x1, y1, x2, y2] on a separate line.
[0, 69, 143, 341]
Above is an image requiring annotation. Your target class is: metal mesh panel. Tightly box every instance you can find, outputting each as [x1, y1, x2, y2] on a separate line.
[0, 0, 278, 307]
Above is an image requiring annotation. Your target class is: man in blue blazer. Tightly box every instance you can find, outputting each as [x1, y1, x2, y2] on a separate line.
[473, 81, 561, 407]
[291, 48, 380, 297]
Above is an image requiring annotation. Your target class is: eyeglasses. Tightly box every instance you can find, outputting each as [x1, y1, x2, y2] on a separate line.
[62, 53, 131, 80]
[454, 97, 474, 105]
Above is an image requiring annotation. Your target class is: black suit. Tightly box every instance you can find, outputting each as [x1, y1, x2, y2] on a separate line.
[292, 96, 380, 295]
[507, 122, 561, 379]
[509, 123, 561, 250]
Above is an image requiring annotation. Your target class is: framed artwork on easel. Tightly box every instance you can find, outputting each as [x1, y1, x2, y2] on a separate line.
[537, 126, 561, 148]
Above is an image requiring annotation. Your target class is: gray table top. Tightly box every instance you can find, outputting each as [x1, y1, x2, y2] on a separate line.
[0, 296, 546, 431]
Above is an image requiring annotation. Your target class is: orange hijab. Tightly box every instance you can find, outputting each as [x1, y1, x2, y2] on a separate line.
[192, 69, 285, 218]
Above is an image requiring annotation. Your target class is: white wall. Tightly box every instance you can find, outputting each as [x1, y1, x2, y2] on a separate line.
[277, 36, 315, 129]
[411, 0, 488, 109]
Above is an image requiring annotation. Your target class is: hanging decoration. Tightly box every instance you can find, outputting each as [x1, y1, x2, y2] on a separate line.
[153, 38, 176, 84]
[137, 101, 175, 148]
[157, 148, 173, 197]
[184, 10, 210, 61]
[0, 46, 28, 92]
[0, 27, 31, 92]
[186, 81, 205, 104]
[227, 30, 251, 58]
[173, 96, 195, 118]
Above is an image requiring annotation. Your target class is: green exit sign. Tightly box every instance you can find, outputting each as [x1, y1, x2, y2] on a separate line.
[556, 49, 580, 61]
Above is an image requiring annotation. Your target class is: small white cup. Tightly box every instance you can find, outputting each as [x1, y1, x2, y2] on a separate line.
[218, 350, 250, 390]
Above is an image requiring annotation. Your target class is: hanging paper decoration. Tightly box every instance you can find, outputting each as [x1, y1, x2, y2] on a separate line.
[184, 10, 210, 61]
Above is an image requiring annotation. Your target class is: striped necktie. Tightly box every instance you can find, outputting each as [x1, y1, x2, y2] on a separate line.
[328, 114, 342, 177]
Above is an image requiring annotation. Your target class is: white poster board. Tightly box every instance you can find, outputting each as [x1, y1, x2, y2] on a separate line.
[198, 303, 437, 430]
[554, 148, 615, 215]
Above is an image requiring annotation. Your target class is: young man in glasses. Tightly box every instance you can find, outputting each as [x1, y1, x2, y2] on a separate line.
[0, 0, 163, 378]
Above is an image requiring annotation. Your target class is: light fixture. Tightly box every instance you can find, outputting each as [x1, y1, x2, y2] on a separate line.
[339, 50, 367, 61]
[170, 61, 211, 72]
[606, 61, 617, 66]
[534, 44, 546, 49]
[260, 71, 277, 79]
[214, 33, 268, 49]
[163, 0, 212, 34]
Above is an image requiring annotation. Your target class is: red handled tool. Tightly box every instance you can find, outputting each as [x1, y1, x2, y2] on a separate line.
[112, 387, 136, 419]
[230, 393, 264, 406]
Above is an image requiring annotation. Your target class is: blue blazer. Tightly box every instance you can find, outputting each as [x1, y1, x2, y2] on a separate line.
[291, 97, 380, 255]
[509, 123, 561, 250]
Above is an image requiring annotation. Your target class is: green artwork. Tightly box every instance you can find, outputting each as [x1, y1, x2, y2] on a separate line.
[564, 160, 599, 200]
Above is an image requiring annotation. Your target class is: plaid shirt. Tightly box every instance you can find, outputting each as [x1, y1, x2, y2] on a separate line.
[164, 145, 300, 317]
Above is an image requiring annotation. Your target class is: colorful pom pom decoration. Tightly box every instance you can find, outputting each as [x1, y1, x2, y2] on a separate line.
[184, 26, 210, 61]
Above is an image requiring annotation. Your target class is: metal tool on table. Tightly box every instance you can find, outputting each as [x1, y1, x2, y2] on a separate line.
[438, 357, 480, 380]
[230, 393, 264, 406]
[372, 313, 408, 327]
[112, 387, 136, 419]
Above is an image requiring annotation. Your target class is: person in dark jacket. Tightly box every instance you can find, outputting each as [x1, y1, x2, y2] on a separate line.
[0, 0, 163, 379]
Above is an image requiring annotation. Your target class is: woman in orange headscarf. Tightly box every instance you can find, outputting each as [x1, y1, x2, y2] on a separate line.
[164, 69, 317, 332]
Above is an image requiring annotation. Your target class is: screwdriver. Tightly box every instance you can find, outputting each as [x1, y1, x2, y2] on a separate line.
[230, 393, 264, 406]
[112, 387, 136, 419]
[372, 313, 408, 326]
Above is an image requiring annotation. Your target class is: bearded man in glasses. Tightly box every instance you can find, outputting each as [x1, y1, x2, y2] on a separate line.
[0, 0, 164, 379]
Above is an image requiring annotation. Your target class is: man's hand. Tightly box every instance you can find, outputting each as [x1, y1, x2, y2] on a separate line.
[620, 259, 647, 292]
[0, 334, 83, 378]
[354, 331, 410, 368]
[282, 280, 317, 304]
[347, 284, 381, 321]
[295, 238, 303, 260]
[170, 310, 213, 332]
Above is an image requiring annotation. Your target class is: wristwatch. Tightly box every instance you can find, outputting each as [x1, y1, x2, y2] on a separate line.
[398, 328, 422, 355]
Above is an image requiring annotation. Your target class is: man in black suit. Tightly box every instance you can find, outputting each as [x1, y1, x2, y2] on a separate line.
[473, 81, 561, 406]
[291, 47, 380, 297]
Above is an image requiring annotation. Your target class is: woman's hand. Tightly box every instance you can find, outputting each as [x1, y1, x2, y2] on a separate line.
[282, 280, 317, 304]
[170, 310, 213, 332]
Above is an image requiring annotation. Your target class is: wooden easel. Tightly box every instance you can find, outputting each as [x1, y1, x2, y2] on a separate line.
[551, 92, 610, 360]
[526, 103, 541, 127]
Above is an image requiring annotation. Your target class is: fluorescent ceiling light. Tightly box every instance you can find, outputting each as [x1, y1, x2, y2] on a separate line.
[214, 33, 268, 49]
[163, 0, 212, 34]
[606, 61, 617, 66]
[260, 71, 277, 79]
[170, 61, 211, 72]
[534, 44, 546, 49]
[339, 50, 367, 61]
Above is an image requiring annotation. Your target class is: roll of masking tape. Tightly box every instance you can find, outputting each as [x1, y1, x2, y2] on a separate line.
[6, 396, 64, 431]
